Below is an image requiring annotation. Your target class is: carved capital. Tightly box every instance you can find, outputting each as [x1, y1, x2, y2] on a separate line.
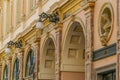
[82, 1, 95, 14]
[81, 0, 95, 10]
[18, 48, 24, 53]
[35, 29, 42, 39]
[54, 23, 63, 32]
[34, 38, 40, 47]
[8, 56, 12, 61]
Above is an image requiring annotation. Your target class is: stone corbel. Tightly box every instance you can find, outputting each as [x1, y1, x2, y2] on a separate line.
[81, 0, 95, 9]
[83, 2, 95, 13]
[54, 23, 63, 31]
[35, 29, 42, 39]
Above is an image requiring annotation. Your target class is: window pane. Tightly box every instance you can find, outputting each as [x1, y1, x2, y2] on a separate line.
[113, 72, 116, 80]
[102, 71, 116, 80]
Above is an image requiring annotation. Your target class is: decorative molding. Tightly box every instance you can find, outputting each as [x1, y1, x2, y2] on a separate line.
[70, 35, 81, 44]
[68, 49, 77, 59]
[62, 64, 85, 72]
[93, 43, 116, 61]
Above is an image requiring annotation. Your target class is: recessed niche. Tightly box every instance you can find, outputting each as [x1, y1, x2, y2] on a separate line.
[46, 49, 55, 56]
[68, 49, 77, 59]
[70, 35, 80, 44]
[45, 60, 53, 68]
[73, 26, 82, 32]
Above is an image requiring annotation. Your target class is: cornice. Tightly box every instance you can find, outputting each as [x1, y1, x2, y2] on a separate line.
[47, 0, 69, 13]
[22, 19, 38, 38]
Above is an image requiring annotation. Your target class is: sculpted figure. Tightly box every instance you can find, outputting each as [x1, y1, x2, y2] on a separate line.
[100, 12, 111, 46]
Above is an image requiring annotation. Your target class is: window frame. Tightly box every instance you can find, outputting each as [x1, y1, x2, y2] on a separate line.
[3, 65, 8, 80]
[25, 49, 34, 77]
[12, 58, 19, 80]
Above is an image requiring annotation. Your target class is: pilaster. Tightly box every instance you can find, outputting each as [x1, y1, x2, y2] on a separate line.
[82, 1, 95, 80]
[33, 29, 41, 80]
[18, 48, 24, 80]
[117, 0, 120, 80]
[55, 23, 62, 80]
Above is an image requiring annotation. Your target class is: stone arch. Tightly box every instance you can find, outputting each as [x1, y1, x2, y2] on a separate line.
[41, 34, 56, 52]
[12, 54, 19, 73]
[40, 37, 56, 80]
[25, 46, 35, 59]
[61, 18, 86, 80]
[62, 17, 86, 50]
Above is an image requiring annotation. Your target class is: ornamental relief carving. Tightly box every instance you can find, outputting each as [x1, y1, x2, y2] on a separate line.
[99, 4, 113, 46]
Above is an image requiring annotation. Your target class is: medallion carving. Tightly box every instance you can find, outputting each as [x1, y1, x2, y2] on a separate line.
[99, 4, 113, 46]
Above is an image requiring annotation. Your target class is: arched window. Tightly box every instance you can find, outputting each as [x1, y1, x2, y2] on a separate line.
[12, 58, 19, 80]
[3, 65, 8, 80]
[25, 49, 34, 77]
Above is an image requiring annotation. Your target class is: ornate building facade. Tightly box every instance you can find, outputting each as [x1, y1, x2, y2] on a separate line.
[0, 0, 119, 80]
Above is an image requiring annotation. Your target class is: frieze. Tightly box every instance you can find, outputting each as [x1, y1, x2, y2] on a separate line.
[93, 43, 116, 61]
